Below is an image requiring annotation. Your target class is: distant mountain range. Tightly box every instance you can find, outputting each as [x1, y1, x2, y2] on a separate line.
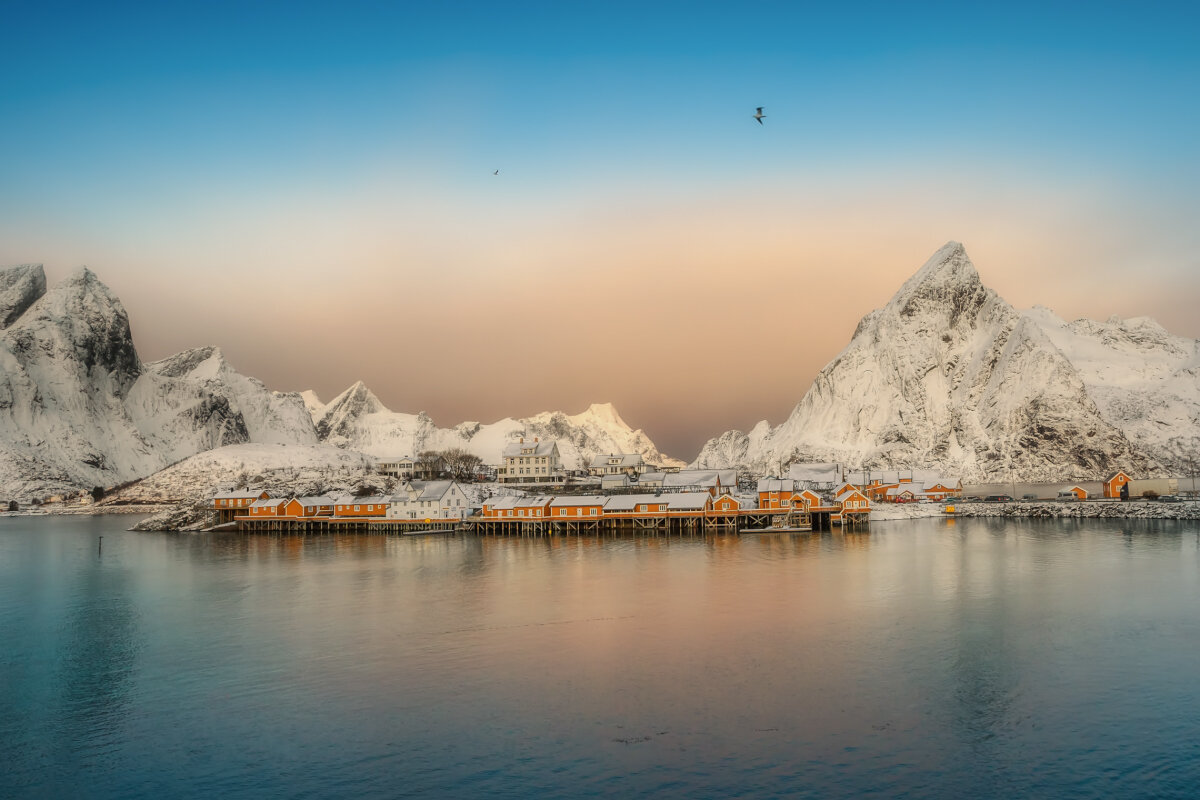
[3, 244, 1196, 497]
[691, 242, 1199, 481]
[0, 265, 680, 498]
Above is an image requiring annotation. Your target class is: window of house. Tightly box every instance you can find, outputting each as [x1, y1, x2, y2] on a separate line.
[558, 509, 566, 516]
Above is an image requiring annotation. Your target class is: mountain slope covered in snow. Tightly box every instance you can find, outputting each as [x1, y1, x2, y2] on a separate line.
[0, 265, 320, 497]
[313, 381, 684, 470]
[692, 242, 1193, 481]
[0, 264, 681, 497]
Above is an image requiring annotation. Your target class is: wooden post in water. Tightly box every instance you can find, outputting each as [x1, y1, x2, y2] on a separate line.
[98, 536, 103, 555]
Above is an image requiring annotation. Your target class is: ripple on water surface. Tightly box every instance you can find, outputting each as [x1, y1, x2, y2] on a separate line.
[2, 515, 1199, 798]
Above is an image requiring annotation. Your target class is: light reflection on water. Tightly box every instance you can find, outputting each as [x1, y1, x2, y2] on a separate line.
[2, 514, 1199, 798]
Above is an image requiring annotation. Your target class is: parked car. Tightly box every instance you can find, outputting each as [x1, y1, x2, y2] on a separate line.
[1158, 495, 1182, 503]
[1021, 493, 1038, 501]
[984, 495, 1013, 503]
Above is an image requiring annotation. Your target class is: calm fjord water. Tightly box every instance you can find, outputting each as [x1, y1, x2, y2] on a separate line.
[2, 515, 1199, 799]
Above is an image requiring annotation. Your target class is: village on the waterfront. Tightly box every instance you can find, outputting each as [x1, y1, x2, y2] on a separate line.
[202, 437, 1198, 536]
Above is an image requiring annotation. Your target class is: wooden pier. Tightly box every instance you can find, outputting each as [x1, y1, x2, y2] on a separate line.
[221, 504, 868, 537]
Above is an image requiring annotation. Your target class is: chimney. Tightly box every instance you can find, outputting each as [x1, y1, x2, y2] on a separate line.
[534, 436, 539, 442]
[520, 437, 524, 443]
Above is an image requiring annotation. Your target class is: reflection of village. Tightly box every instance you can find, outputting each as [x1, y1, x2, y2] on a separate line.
[212, 437, 1186, 535]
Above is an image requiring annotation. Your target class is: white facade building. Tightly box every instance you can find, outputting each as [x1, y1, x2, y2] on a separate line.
[497, 438, 565, 485]
[387, 480, 471, 520]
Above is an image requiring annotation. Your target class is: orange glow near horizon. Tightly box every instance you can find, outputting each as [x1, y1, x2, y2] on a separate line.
[7, 167, 1198, 460]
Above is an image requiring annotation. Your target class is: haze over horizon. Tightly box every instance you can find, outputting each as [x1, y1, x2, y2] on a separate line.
[3, 1, 1198, 460]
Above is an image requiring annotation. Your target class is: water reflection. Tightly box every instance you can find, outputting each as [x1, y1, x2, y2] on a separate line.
[1, 516, 1198, 799]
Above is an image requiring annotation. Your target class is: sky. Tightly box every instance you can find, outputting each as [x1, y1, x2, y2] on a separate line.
[2, 0, 1199, 460]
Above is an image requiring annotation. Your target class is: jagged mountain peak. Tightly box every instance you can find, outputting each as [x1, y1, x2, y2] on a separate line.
[300, 390, 326, 421]
[0, 263, 47, 328]
[327, 381, 388, 415]
[570, 402, 625, 426]
[146, 346, 230, 379]
[885, 241, 995, 330]
[4, 265, 141, 396]
[692, 241, 1176, 481]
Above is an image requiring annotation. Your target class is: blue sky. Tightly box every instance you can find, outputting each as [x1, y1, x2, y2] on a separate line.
[3, 0, 1198, 458]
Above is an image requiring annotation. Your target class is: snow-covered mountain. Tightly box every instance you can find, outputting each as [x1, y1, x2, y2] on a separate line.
[0, 263, 681, 497]
[0, 265, 318, 497]
[692, 242, 1195, 481]
[313, 381, 684, 470]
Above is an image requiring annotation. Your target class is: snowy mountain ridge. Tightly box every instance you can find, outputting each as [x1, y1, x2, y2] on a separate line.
[0, 264, 681, 497]
[310, 382, 684, 470]
[692, 242, 1197, 481]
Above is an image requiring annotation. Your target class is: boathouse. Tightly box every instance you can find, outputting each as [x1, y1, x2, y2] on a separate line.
[333, 494, 391, 518]
[1104, 471, 1132, 499]
[248, 498, 287, 518]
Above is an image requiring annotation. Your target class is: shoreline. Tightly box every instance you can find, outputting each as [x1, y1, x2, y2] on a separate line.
[1, 504, 175, 518]
[871, 499, 1200, 523]
[6, 500, 1199, 531]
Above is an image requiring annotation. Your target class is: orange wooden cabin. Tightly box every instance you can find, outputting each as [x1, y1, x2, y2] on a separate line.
[1103, 471, 1131, 498]
[248, 498, 287, 518]
[333, 495, 391, 517]
[283, 496, 335, 518]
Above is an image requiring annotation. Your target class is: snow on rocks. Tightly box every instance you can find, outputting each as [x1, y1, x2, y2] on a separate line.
[314, 385, 683, 471]
[119, 443, 390, 531]
[949, 500, 1200, 521]
[693, 242, 1185, 481]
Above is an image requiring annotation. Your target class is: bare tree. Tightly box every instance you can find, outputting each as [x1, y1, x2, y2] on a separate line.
[415, 450, 447, 479]
[443, 448, 484, 482]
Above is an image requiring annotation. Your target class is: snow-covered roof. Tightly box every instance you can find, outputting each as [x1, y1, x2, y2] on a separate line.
[668, 493, 711, 510]
[417, 481, 458, 501]
[757, 478, 799, 493]
[213, 488, 265, 500]
[296, 495, 333, 506]
[502, 439, 557, 458]
[603, 494, 660, 511]
[786, 462, 842, 484]
[484, 495, 522, 511]
[550, 495, 607, 507]
[338, 495, 391, 505]
[250, 498, 287, 508]
[663, 470, 735, 489]
[588, 453, 644, 468]
[515, 495, 554, 508]
[637, 472, 666, 483]
[600, 474, 631, 487]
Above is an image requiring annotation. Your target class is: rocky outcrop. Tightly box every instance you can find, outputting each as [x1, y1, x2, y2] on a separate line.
[692, 242, 1179, 481]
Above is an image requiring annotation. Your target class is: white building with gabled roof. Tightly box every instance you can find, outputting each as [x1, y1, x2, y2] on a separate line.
[498, 437, 565, 485]
[587, 453, 647, 477]
[388, 480, 470, 520]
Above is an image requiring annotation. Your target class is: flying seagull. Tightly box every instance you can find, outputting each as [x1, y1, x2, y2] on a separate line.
[493, 169, 500, 175]
[753, 107, 766, 125]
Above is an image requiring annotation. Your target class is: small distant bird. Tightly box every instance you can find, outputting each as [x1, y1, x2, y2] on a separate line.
[753, 107, 766, 125]
[493, 169, 500, 175]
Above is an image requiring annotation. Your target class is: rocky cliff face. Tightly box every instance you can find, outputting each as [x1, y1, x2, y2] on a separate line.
[313, 384, 684, 470]
[692, 242, 1180, 481]
[0, 263, 681, 497]
[0, 265, 321, 497]
[0, 264, 47, 329]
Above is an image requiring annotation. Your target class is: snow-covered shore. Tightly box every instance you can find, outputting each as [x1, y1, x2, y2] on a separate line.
[949, 500, 1200, 520]
[871, 500, 1200, 523]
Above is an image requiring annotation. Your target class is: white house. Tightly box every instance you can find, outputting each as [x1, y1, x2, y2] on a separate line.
[387, 480, 471, 520]
[587, 453, 647, 477]
[497, 438, 565, 485]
